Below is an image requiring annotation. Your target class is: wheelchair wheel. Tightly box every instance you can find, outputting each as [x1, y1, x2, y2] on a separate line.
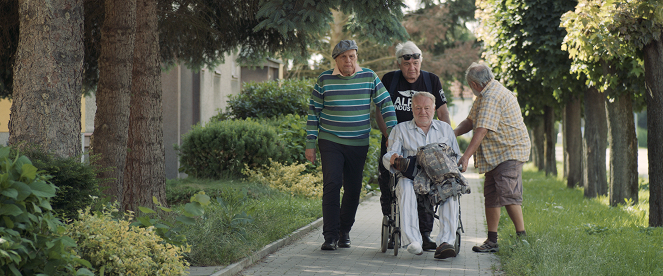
[454, 228, 461, 255]
[393, 232, 400, 256]
[381, 216, 390, 253]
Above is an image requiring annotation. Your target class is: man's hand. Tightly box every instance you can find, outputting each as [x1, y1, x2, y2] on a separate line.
[305, 148, 317, 164]
[389, 153, 402, 167]
[457, 154, 470, 173]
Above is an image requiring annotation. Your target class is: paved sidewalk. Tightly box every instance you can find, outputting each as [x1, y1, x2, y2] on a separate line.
[231, 165, 497, 276]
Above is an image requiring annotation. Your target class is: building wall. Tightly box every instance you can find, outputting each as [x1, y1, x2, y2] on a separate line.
[0, 99, 10, 146]
[162, 52, 243, 179]
[0, 97, 92, 148]
[198, 57, 241, 124]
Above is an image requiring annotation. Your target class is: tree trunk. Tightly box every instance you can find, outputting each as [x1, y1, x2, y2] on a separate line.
[544, 105, 557, 176]
[564, 96, 583, 188]
[9, 0, 83, 158]
[644, 39, 663, 226]
[562, 106, 567, 178]
[122, 0, 166, 212]
[605, 92, 638, 206]
[92, 0, 136, 203]
[583, 86, 608, 198]
[530, 120, 545, 171]
[603, 62, 638, 207]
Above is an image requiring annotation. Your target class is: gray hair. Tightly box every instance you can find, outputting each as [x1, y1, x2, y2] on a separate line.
[465, 62, 494, 87]
[395, 41, 423, 64]
[412, 92, 435, 105]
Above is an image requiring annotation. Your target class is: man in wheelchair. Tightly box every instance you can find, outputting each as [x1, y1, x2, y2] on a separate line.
[382, 91, 468, 259]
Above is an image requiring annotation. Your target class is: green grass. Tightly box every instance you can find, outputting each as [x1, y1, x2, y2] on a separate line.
[165, 177, 322, 266]
[497, 163, 663, 275]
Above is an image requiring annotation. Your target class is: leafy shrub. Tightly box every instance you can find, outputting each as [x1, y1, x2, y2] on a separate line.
[26, 153, 100, 220]
[262, 114, 308, 165]
[177, 119, 286, 178]
[65, 206, 190, 275]
[216, 78, 314, 120]
[0, 146, 92, 275]
[363, 129, 382, 186]
[244, 160, 323, 198]
[132, 192, 211, 247]
[9, 147, 102, 220]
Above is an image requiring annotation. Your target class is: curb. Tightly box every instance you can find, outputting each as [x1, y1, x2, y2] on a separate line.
[207, 192, 376, 276]
[210, 217, 324, 276]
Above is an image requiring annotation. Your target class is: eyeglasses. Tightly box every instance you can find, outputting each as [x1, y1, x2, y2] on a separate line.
[400, 53, 421, 60]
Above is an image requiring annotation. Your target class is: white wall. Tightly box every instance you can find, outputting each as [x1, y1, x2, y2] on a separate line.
[199, 53, 242, 124]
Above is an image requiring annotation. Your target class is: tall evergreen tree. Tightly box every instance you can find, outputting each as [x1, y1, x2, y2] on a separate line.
[8, 0, 84, 158]
[122, 0, 165, 211]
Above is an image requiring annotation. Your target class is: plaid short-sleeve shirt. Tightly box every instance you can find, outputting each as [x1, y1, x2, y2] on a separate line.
[468, 80, 531, 173]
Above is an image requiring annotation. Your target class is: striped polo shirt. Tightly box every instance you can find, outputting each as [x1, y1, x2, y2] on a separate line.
[306, 68, 397, 149]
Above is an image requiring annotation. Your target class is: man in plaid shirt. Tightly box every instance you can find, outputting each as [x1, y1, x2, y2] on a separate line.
[454, 62, 531, 253]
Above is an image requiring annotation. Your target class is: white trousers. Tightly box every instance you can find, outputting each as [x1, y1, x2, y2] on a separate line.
[396, 178, 459, 246]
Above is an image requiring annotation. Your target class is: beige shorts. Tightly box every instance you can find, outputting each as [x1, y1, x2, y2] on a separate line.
[483, 160, 524, 208]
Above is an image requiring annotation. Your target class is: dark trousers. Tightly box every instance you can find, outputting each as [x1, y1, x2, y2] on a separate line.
[319, 139, 369, 240]
[378, 137, 434, 234]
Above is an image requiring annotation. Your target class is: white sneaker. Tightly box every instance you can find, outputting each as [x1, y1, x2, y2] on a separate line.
[407, 242, 423, 255]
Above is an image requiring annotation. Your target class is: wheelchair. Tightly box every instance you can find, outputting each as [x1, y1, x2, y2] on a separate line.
[380, 171, 464, 257]
[381, 171, 402, 256]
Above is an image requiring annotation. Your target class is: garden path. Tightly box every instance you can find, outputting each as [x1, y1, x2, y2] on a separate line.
[188, 158, 500, 276]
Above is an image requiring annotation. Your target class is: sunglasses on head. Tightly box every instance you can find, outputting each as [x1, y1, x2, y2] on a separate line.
[400, 53, 421, 60]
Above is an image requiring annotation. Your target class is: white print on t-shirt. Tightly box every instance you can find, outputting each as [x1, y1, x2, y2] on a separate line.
[398, 90, 415, 97]
[393, 89, 424, 112]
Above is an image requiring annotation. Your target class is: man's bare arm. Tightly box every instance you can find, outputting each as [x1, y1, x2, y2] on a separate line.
[375, 107, 388, 138]
[454, 118, 473, 137]
[458, 127, 487, 172]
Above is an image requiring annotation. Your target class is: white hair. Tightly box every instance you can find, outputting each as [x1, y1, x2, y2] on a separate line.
[465, 62, 495, 87]
[412, 92, 435, 105]
[395, 41, 423, 64]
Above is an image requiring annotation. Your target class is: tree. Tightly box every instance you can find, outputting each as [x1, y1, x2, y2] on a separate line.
[7, 0, 84, 158]
[122, 0, 165, 211]
[582, 85, 608, 198]
[475, 0, 582, 177]
[560, 0, 650, 206]
[91, 0, 136, 204]
[404, 0, 481, 87]
[563, 95, 582, 188]
[602, 0, 662, 225]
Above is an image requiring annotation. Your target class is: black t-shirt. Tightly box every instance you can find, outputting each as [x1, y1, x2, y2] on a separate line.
[381, 70, 447, 123]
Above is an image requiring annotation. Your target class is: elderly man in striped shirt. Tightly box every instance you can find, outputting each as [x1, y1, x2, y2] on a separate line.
[383, 91, 461, 258]
[454, 62, 531, 253]
[306, 40, 398, 251]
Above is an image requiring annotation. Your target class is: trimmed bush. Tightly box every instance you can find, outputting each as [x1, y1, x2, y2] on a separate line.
[215, 78, 314, 120]
[262, 114, 308, 166]
[177, 119, 286, 178]
[65, 206, 190, 275]
[27, 153, 100, 220]
[0, 146, 91, 275]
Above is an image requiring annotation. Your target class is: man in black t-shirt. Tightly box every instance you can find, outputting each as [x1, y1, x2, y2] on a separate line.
[376, 41, 450, 251]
